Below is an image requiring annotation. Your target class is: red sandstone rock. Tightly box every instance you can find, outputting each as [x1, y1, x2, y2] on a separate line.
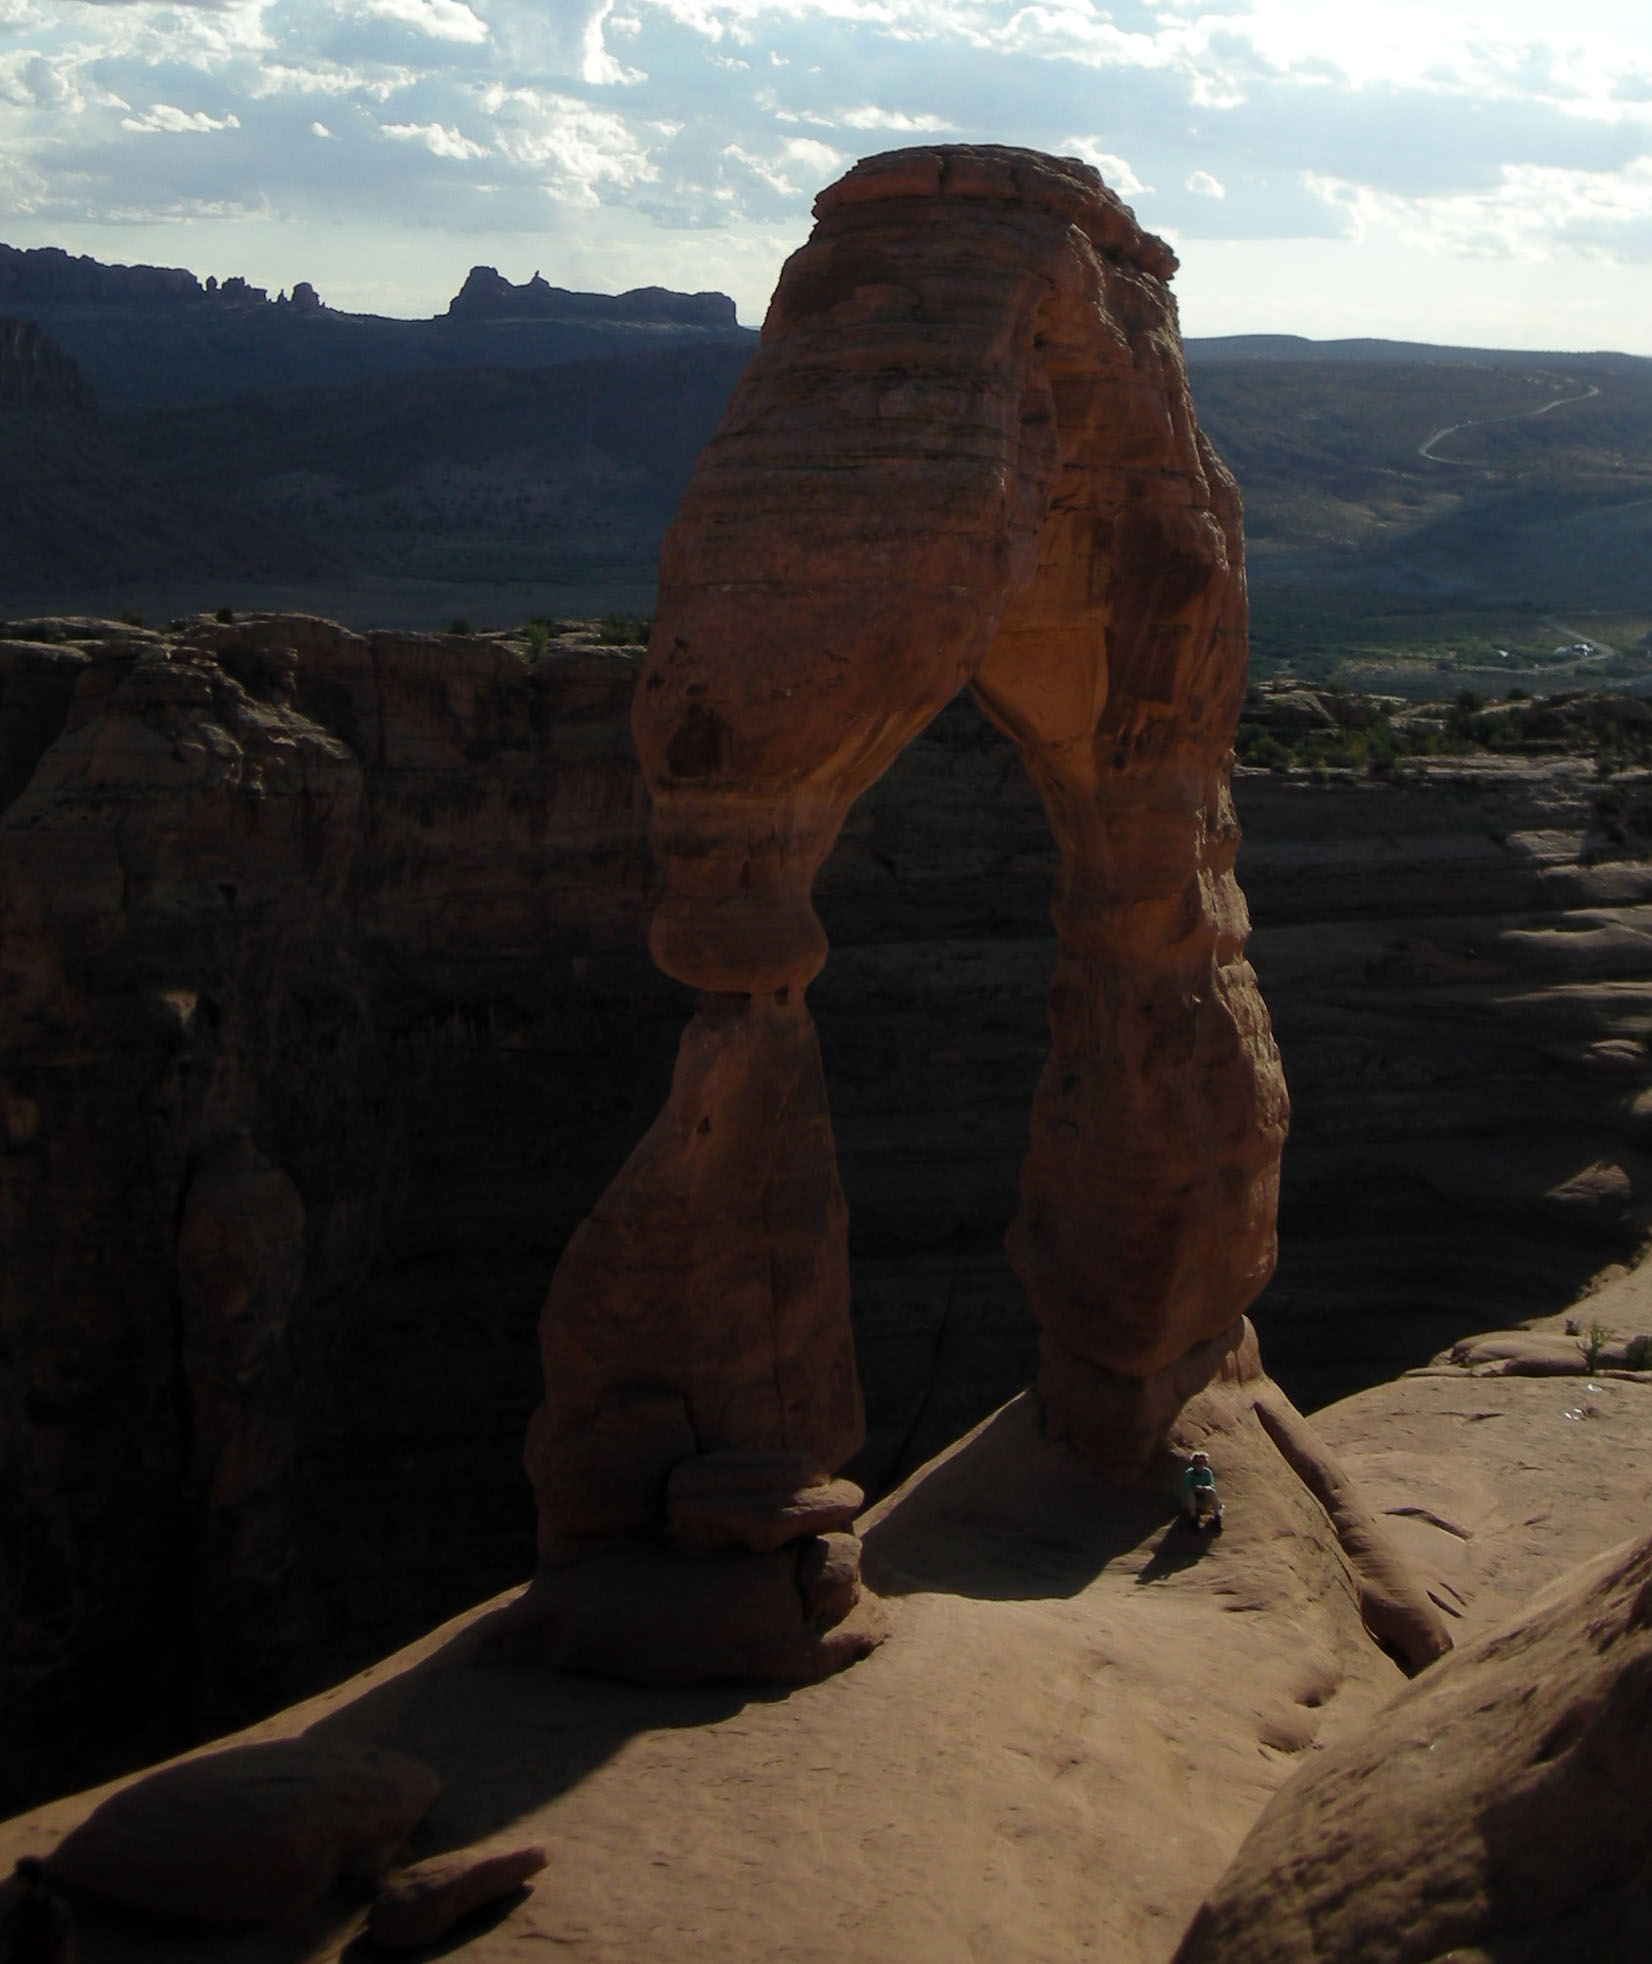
[526, 989, 865, 1561]
[667, 1448, 863, 1552]
[1173, 1529, 1652, 1964]
[1252, 1385, 1452, 1672]
[530, 140, 1285, 1634]
[367, 1840, 547, 1951]
[796, 1531, 863, 1624]
[45, 1741, 440, 1925]
[0, 614, 657, 1809]
[492, 1535, 885, 1684]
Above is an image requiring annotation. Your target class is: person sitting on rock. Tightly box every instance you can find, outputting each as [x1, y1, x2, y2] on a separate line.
[1178, 1450, 1222, 1530]
[0, 1859, 74, 1964]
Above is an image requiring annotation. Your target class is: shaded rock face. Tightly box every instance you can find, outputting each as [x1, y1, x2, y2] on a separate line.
[0, 319, 94, 416]
[1237, 758, 1652, 1407]
[525, 141, 1285, 1673]
[45, 1740, 441, 1925]
[0, 616, 673, 1812]
[8, 607, 1652, 1805]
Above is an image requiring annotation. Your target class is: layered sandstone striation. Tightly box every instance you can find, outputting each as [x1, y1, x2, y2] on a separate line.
[519, 143, 1285, 1678]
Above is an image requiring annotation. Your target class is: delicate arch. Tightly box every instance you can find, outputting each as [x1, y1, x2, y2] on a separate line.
[516, 145, 1287, 1681]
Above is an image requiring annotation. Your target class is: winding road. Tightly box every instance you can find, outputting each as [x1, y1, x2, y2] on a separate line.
[1418, 380, 1602, 464]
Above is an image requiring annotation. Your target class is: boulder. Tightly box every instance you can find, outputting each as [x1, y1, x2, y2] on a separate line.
[45, 1741, 440, 1925]
[367, 1840, 547, 1952]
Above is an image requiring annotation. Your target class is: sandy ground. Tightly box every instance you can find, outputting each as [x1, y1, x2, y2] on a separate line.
[6, 1317, 1652, 1963]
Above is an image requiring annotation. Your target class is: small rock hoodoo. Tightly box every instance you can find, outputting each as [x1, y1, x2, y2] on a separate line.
[518, 144, 1289, 1679]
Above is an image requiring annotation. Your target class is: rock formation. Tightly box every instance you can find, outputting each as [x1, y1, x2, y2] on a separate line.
[446, 265, 738, 329]
[0, 615, 666, 1813]
[0, 319, 95, 416]
[521, 144, 1287, 1679]
[10, 597, 1652, 1804]
[368, 1839, 548, 1951]
[1172, 1528, 1652, 1964]
[44, 1740, 440, 1925]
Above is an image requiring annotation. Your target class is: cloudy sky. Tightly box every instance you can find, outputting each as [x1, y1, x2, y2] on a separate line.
[5, 0, 1652, 350]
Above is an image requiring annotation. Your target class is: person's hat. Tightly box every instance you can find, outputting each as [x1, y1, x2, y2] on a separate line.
[1191, 1450, 1209, 1463]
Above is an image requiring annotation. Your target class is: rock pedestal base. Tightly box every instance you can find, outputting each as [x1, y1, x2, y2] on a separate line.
[1038, 1319, 1264, 1482]
[501, 1446, 884, 1686]
[494, 1535, 885, 1687]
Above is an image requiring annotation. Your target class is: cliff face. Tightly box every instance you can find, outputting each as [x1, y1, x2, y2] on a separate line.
[5, 617, 1652, 1810]
[0, 617, 672, 1810]
[0, 318, 95, 414]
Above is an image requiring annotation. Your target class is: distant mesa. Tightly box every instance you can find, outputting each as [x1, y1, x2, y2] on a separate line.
[446, 263, 738, 330]
[0, 243, 326, 314]
[0, 241, 201, 309]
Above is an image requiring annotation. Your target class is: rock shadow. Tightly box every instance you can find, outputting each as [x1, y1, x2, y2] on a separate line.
[32, 1622, 772, 1963]
[1134, 1520, 1221, 1585]
[859, 1392, 1178, 1603]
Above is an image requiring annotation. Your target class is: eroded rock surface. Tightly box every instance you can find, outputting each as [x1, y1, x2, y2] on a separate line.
[12, 627, 1652, 1803]
[524, 143, 1284, 1678]
[1173, 1529, 1652, 1964]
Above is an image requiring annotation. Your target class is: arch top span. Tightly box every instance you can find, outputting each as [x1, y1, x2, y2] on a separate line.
[519, 145, 1287, 1686]
[638, 144, 1239, 1000]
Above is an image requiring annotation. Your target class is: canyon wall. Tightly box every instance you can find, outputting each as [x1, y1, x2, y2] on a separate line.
[5, 618, 1651, 1807]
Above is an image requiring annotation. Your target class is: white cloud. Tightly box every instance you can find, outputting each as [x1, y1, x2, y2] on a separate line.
[0, 49, 123, 110]
[835, 104, 950, 131]
[354, 0, 489, 45]
[254, 62, 418, 101]
[121, 103, 239, 132]
[1064, 137, 1152, 195]
[310, 119, 336, 136]
[1305, 157, 1652, 260]
[480, 84, 666, 202]
[582, 0, 645, 84]
[6, 0, 1652, 348]
[720, 134, 844, 198]
[382, 118, 488, 157]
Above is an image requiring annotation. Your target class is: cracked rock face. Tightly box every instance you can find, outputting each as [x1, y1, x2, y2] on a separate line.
[527, 144, 1287, 1670]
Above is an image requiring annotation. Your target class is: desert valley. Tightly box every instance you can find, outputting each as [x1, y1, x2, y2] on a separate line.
[3, 144, 1652, 1963]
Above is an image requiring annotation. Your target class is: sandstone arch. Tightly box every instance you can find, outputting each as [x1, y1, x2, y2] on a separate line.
[516, 145, 1288, 1680]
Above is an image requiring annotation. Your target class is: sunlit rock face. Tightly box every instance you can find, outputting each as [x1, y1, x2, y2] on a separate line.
[525, 144, 1287, 1677]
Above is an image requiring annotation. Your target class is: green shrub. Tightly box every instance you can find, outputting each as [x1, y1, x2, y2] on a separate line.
[446, 616, 471, 636]
[1235, 723, 1293, 772]
[1581, 1318, 1610, 1371]
[596, 611, 651, 646]
[1625, 1333, 1652, 1371]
